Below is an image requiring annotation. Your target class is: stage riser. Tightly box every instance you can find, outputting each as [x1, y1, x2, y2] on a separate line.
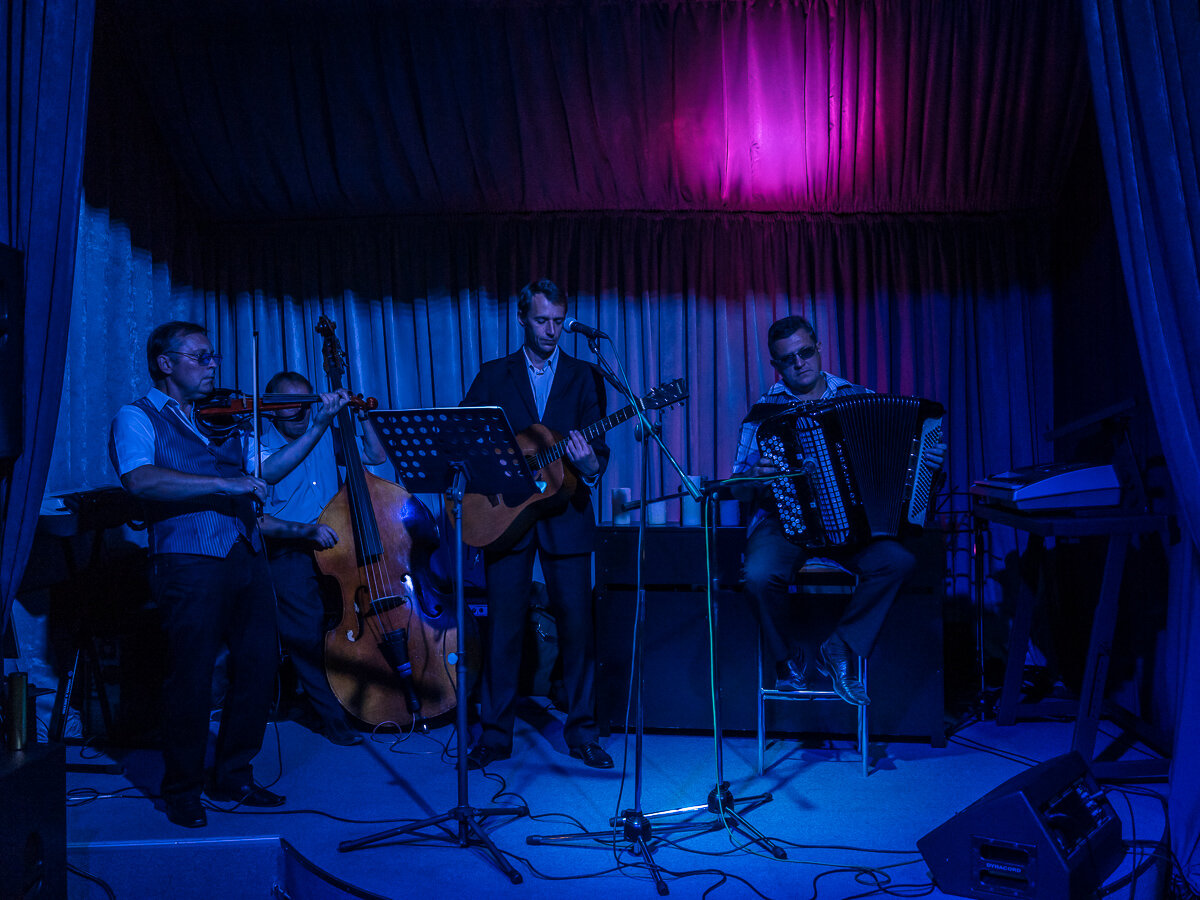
[69, 837, 388, 899]
[70, 838, 281, 899]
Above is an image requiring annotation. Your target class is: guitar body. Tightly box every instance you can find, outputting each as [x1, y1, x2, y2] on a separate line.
[460, 423, 577, 550]
[457, 378, 688, 551]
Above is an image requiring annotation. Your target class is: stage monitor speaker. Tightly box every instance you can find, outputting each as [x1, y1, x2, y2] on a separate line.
[0, 243, 24, 460]
[918, 751, 1123, 900]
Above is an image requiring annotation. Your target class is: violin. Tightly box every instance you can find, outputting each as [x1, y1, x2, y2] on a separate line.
[195, 388, 378, 437]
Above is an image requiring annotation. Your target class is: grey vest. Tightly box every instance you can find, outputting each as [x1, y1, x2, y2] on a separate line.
[128, 396, 262, 557]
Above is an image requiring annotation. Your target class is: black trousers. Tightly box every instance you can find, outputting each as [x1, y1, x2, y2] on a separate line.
[151, 540, 278, 800]
[269, 548, 352, 733]
[743, 515, 916, 665]
[478, 527, 598, 751]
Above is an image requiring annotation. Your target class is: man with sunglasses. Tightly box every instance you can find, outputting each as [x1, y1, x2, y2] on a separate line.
[108, 321, 300, 828]
[256, 370, 388, 746]
[731, 315, 941, 707]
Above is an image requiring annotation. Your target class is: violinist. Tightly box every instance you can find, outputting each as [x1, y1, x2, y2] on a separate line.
[108, 321, 285, 828]
[257, 370, 388, 745]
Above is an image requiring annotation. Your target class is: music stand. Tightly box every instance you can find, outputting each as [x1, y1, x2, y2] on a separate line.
[337, 407, 536, 884]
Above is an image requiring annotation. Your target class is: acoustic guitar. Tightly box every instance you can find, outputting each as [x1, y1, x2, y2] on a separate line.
[459, 378, 688, 550]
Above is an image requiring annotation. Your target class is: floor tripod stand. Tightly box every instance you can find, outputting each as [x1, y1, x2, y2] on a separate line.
[526, 348, 780, 893]
[527, 482, 783, 893]
[615, 486, 785, 858]
[338, 408, 537, 883]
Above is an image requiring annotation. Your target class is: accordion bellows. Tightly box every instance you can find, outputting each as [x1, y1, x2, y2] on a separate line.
[758, 394, 944, 549]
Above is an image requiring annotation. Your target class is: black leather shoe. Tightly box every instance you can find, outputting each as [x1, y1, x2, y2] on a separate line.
[205, 781, 286, 807]
[816, 634, 870, 706]
[323, 724, 364, 746]
[164, 795, 207, 828]
[774, 653, 812, 692]
[466, 742, 511, 770]
[569, 741, 614, 769]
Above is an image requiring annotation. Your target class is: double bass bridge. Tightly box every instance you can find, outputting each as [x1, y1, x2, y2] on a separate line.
[345, 576, 415, 642]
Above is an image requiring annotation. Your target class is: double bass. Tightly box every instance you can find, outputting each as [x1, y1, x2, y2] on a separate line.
[314, 317, 475, 729]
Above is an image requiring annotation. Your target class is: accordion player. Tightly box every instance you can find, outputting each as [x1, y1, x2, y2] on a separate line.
[756, 394, 945, 549]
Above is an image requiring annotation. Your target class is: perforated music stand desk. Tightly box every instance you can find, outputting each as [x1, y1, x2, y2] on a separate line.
[369, 406, 537, 498]
[973, 502, 1170, 781]
[341, 407, 536, 883]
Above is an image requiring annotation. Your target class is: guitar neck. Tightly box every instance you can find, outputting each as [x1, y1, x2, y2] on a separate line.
[531, 402, 645, 471]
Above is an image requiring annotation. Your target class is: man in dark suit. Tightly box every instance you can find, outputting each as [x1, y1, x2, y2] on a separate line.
[461, 278, 613, 770]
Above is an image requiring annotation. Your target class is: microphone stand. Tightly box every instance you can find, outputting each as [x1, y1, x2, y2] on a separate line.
[526, 336, 779, 894]
[625, 477, 782, 857]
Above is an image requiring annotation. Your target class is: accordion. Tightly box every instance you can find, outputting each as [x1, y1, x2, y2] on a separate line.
[756, 394, 944, 549]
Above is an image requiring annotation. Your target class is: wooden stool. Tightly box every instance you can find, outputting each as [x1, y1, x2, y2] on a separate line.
[756, 561, 869, 776]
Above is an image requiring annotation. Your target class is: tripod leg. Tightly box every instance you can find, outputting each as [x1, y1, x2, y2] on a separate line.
[464, 814, 523, 884]
[88, 637, 116, 736]
[338, 809, 459, 852]
[631, 833, 669, 896]
[718, 809, 787, 859]
[49, 647, 83, 742]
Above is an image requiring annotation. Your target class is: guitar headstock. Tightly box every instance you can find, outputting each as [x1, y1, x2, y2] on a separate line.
[641, 378, 688, 411]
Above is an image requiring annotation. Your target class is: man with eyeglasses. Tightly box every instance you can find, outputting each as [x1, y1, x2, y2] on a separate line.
[108, 321, 350, 828]
[730, 315, 942, 707]
[255, 370, 388, 746]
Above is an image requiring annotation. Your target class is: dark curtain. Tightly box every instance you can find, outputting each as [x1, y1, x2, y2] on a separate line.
[58, 0, 1088, 510]
[44, 0, 1114, 776]
[189, 212, 1054, 523]
[1, 1, 94, 644]
[111, 0, 1087, 219]
[1082, 0, 1200, 886]
[47, 2, 1088, 703]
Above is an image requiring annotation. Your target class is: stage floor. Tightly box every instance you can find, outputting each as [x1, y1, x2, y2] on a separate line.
[65, 707, 1169, 899]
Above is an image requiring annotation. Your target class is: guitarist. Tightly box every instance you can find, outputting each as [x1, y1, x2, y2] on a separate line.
[461, 279, 614, 770]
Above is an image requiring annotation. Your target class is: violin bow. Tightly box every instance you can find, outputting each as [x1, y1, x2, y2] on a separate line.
[250, 311, 264, 503]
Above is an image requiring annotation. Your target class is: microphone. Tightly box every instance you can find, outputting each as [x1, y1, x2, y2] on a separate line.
[562, 317, 609, 341]
[378, 627, 424, 725]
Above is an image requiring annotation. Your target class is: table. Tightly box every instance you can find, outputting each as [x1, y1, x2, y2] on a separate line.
[973, 502, 1170, 781]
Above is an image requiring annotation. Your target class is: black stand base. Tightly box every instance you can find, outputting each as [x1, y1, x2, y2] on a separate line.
[526, 782, 781, 895]
[622, 783, 785, 858]
[339, 803, 527, 884]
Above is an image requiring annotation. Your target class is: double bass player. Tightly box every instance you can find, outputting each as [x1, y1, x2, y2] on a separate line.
[257, 370, 389, 746]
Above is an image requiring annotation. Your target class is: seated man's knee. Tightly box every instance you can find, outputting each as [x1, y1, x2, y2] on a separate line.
[743, 556, 790, 599]
[863, 541, 916, 582]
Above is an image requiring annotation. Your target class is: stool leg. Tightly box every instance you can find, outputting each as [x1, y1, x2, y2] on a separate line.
[858, 657, 869, 777]
[757, 630, 766, 774]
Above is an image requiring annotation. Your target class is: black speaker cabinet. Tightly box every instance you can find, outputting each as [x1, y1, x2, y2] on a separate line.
[918, 751, 1123, 900]
[0, 745, 66, 900]
[594, 526, 945, 744]
[0, 244, 23, 460]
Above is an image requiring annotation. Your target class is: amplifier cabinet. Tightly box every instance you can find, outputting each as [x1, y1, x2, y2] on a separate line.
[594, 526, 945, 745]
